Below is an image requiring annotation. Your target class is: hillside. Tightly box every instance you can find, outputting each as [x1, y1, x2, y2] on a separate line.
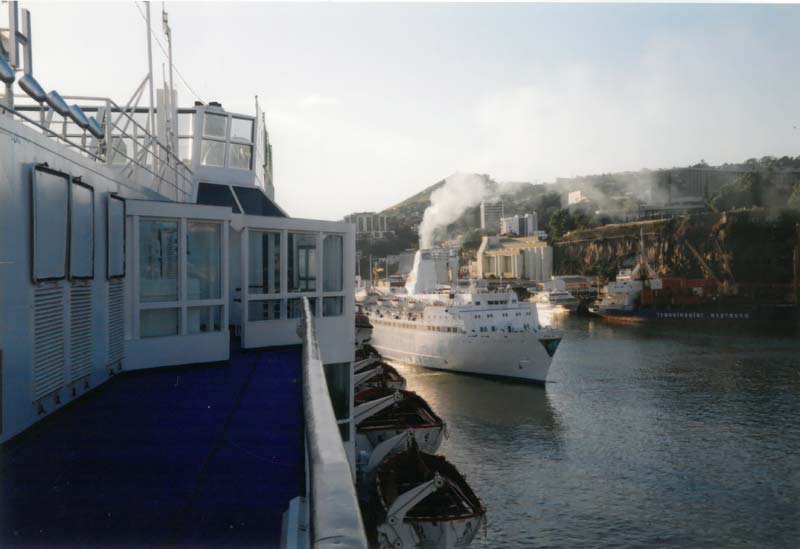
[380, 173, 552, 226]
[380, 179, 446, 220]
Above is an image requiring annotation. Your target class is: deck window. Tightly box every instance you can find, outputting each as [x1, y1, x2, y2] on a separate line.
[288, 297, 316, 318]
[248, 230, 281, 295]
[187, 222, 222, 300]
[232, 187, 285, 217]
[323, 235, 343, 292]
[203, 112, 227, 139]
[139, 219, 179, 302]
[200, 139, 225, 167]
[228, 143, 252, 170]
[140, 308, 179, 338]
[196, 183, 241, 214]
[288, 233, 317, 292]
[323, 296, 343, 317]
[188, 305, 223, 333]
[248, 299, 281, 321]
[178, 137, 193, 164]
[230, 117, 254, 142]
[31, 166, 69, 282]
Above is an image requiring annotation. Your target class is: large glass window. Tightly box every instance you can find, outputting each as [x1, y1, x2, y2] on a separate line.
[228, 143, 252, 170]
[248, 299, 281, 321]
[200, 139, 225, 167]
[288, 233, 317, 292]
[248, 231, 280, 294]
[232, 186, 285, 217]
[196, 183, 241, 213]
[187, 222, 221, 300]
[139, 219, 178, 302]
[230, 118, 254, 141]
[140, 308, 179, 337]
[288, 297, 316, 318]
[178, 137, 193, 164]
[69, 180, 94, 279]
[31, 166, 69, 281]
[178, 111, 194, 135]
[188, 305, 222, 333]
[323, 296, 343, 317]
[323, 234, 343, 292]
[203, 112, 227, 139]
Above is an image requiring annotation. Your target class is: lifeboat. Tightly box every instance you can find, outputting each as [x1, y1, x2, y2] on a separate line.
[375, 441, 485, 549]
[355, 388, 445, 453]
[354, 360, 407, 392]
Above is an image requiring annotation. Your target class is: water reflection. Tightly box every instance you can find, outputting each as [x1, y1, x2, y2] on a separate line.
[396, 364, 562, 444]
[389, 315, 800, 548]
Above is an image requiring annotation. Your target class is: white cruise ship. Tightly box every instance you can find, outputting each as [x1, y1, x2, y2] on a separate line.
[364, 251, 562, 383]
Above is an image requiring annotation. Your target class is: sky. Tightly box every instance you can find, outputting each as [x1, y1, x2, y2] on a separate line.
[24, 2, 800, 220]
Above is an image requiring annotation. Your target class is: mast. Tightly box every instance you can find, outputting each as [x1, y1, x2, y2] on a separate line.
[145, 1, 156, 139]
[162, 4, 176, 153]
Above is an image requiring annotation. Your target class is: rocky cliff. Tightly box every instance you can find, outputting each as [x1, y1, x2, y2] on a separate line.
[554, 209, 800, 301]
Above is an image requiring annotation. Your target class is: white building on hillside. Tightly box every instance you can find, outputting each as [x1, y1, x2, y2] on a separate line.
[476, 236, 552, 281]
[501, 213, 538, 236]
[480, 199, 504, 233]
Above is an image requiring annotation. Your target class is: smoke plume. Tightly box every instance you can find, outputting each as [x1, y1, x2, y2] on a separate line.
[418, 173, 491, 249]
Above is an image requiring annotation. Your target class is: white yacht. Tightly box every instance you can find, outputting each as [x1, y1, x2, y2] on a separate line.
[532, 289, 580, 313]
[365, 251, 562, 383]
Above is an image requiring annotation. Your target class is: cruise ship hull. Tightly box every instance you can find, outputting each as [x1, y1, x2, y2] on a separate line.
[370, 323, 559, 384]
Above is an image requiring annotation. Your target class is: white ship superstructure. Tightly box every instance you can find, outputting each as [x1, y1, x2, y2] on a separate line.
[0, 3, 364, 546]
[366, 251, 562, 383]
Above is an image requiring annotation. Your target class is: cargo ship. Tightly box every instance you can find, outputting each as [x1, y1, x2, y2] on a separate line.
[590, 232, 799, 324]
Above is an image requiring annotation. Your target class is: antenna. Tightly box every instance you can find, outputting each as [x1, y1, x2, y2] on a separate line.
[162, 3, 176, 152]
[145, 1, 155, 138]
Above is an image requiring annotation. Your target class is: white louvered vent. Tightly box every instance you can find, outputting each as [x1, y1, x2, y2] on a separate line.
[108, 279, 125, 365]
[33, 284, 65, 400]
[70, 282, 93, 382]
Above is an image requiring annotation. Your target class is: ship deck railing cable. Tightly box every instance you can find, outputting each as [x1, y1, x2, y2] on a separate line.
[298, 296, 368, 549]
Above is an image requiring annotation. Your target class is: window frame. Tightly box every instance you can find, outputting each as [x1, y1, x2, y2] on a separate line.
[186, 220, 223, 301]
[227, 116, 254, 171]
[131, 211, 228, 340]
[30, 164, 70, 283]
[107, 194, 127, 280]
[69, 177, 95, 280]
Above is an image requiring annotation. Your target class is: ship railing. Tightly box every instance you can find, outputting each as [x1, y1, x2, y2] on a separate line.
[9, 94, 193, 202]
[298, 296, 368, 549]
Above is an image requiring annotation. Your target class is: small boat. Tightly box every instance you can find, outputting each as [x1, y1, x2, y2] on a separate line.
[356, 306, 374, 347]
[356, 388, 445, 453]
[355, 344, 382, 362]
[532, 289, 580, 313]
[375, 441, 485, 549]
[354, 360, 407, 392]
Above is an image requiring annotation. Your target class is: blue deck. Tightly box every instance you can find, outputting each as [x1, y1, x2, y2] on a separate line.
[0, 344, 305, 547]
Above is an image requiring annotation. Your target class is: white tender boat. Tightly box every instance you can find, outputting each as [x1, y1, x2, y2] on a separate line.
[375, 441, 486, 549]
[532, 289, 580, 313]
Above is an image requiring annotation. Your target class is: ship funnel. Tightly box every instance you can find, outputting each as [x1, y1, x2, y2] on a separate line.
[405, 250, 438, 295]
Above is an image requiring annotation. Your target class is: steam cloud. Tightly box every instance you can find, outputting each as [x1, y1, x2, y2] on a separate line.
[418, 173, 492, 249]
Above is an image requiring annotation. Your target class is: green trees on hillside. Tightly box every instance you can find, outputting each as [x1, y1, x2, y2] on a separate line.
[549, 209, 576, 239]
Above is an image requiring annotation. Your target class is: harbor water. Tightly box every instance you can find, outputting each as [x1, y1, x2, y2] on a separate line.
[394, 316, 800, 548]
